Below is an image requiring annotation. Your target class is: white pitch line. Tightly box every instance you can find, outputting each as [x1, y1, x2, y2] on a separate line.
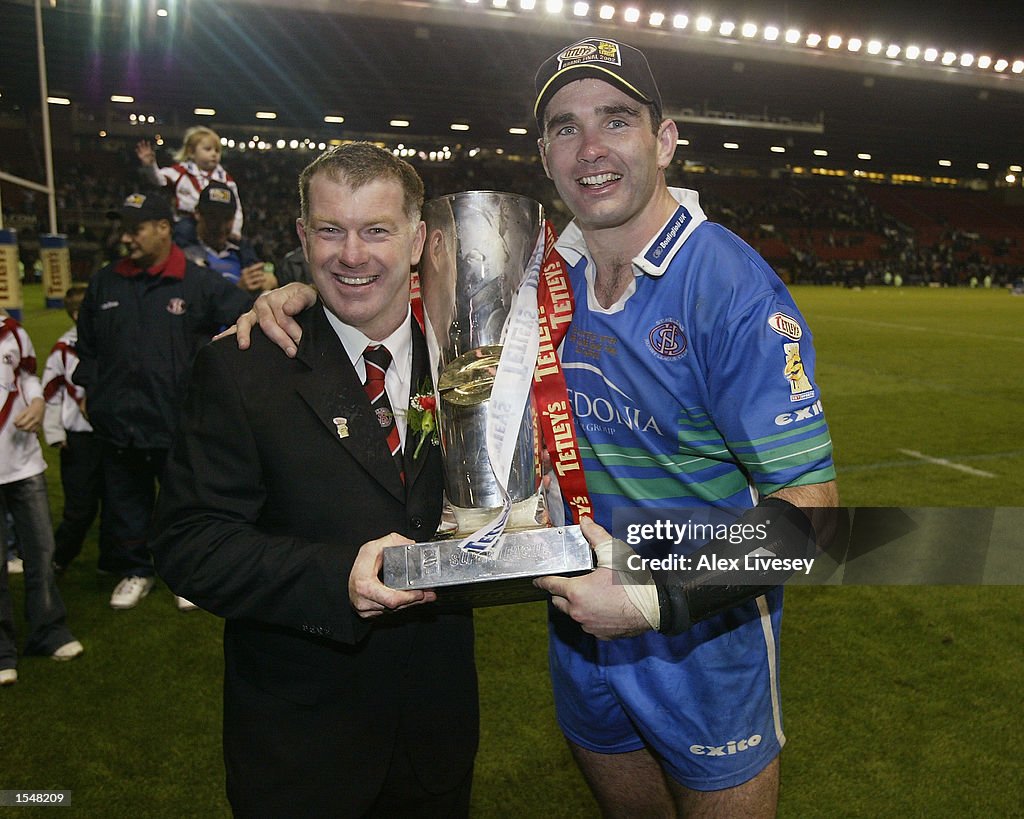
[817, 315, 1024, 345]
[897, 448, 996, 478]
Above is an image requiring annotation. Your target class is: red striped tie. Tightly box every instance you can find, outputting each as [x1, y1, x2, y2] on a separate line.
[362, 345, 404, 482]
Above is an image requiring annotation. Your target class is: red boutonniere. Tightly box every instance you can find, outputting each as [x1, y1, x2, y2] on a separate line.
[408, 379, 439, 459]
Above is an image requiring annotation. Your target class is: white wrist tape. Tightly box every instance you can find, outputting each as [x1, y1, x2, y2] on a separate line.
[593, 538, 661, 631]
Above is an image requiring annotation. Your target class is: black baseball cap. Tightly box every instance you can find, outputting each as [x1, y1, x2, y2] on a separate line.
[534, 37, 663, 128]
[119, 192, 173, 229]
[197, 181, 237, 215]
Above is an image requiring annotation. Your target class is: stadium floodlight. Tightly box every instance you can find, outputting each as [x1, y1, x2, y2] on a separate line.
[741, 22, 757, 38]
[847, 38, 862, 52]
[696, 15, 712, 32]
[390, 119, 410, 127]
[324, 115, 345, 124]
[450, 123, 470, 131]
[624, 7, 640, 23]
[545, 0, 562, 13]
[994, 59, 1009, 72]
[508, 127, 528, 134]
[806, 33, 822, 47]
[195, 108, 216, 116]
[47, 96, 71, 105]
[1006, 174, 1016, 184]
[857, 153, 872, 160]
[827, 35, 842, 49]
[677, 138, 689, 145]
[520, 0, 536, 9]
[923, 48, 938, 62]
[719, 21, 735, 36]
[866, 40, 882, 55]
[960, 54, 974, 67]
[111, 95, 134, 103]
[599, 4, 614, 19]
[885, 44, 901, 58]
[256, 111, 277, 119]
[1011, 165, 1023, 172]
[276, 139, 286, 149]
[649, 11, 664, 26]
[938, 159, 952, 167]
[977, 162, 990, 170]
[941, 51, 956, 65]
[977, 56, 992, 69]
[1013, 60, 1024, 74]
[784, 28, 800, 44]
[492, 0, 508, 7]
[156, 8, 168, 17]
[573, 2, 588, 16]
[770, 146, 786, 153]
[905, 45, 920, 59]
[813, 149, 828, 157]
[763, 26, 779, 41]
[672, 13, 688, 29]
[723, 142, 739, 149]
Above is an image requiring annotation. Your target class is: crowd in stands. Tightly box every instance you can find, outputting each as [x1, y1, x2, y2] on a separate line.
[3, 135, 1024, 289]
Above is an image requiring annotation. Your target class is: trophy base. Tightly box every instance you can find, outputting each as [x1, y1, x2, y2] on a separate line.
[382, 525, 593, 608]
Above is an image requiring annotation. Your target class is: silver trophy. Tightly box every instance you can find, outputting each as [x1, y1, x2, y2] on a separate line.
[382, 191, 591, 605]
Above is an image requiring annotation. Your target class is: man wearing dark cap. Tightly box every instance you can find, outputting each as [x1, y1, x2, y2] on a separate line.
[73, 192, 255, 611]
[528, 37, 839, 816]
[183, 182, 277, 294]
[231, 36, 838, 817]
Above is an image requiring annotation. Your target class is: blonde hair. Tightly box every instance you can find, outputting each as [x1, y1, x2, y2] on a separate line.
[174, 126, 222, 163]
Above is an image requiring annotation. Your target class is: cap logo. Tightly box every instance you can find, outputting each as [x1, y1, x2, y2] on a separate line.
[207, 187, 232, 205]
[124, 193, 147, 209]
[558, 39, 622, 70]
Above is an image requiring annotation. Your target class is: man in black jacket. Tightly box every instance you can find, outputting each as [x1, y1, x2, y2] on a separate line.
[73, 192, 254, 610]
[150, 143, 477, 816]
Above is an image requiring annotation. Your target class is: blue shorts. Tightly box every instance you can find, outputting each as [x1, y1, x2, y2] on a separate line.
[548, 587, 785, 791]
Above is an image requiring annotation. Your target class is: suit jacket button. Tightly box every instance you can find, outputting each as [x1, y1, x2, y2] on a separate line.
[410, 516, 423, 530]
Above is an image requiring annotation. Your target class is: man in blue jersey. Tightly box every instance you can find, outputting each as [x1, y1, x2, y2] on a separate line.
[526, 38, 838, 817]
[231, 37, 837, 817]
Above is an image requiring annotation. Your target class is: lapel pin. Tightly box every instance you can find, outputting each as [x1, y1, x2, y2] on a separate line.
[332, 416, 350, 439]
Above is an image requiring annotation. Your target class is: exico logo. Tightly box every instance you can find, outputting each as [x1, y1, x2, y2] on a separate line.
[775, 399, 823, 426]
[689, 733, 762, 757]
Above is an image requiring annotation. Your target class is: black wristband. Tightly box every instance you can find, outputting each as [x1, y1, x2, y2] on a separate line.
[653, 497, 816, 635]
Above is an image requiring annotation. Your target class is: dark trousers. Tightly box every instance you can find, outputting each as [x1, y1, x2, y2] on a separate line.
[53, 431, 114, 571]
[101, 444, 167, 578]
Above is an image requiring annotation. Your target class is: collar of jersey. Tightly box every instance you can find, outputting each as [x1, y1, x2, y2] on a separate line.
[554, 187, 707, 278]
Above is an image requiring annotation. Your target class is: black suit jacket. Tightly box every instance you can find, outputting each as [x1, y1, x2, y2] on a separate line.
[151, 304, 477, 817]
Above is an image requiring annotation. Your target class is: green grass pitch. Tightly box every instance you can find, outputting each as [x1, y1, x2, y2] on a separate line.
[3, 284, 1022, 816]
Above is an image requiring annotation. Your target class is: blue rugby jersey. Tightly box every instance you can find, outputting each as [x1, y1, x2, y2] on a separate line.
[555, 188, 835, 530]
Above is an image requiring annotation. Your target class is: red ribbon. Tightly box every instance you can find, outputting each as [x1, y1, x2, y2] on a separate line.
[534, 222, 592, 524]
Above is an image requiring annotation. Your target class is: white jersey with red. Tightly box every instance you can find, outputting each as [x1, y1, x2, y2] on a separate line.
[153, 160, 244, 237]
[0, 316, 47, 484]
[42, 326, 93, 447]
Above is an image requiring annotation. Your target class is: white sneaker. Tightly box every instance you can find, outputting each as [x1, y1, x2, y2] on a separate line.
[174, 595, 199, 612]
[51, 640, 84, 661]
[109, 576, 155, 610]
[0, 668, 17, 686]
[6, 557, 23, 575]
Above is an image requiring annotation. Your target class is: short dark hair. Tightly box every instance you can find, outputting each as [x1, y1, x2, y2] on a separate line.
[64, 284, 87, 319]
[298, 142, 424, 227]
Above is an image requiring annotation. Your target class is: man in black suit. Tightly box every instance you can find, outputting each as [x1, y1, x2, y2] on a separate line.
[151, 143, 478, 817]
